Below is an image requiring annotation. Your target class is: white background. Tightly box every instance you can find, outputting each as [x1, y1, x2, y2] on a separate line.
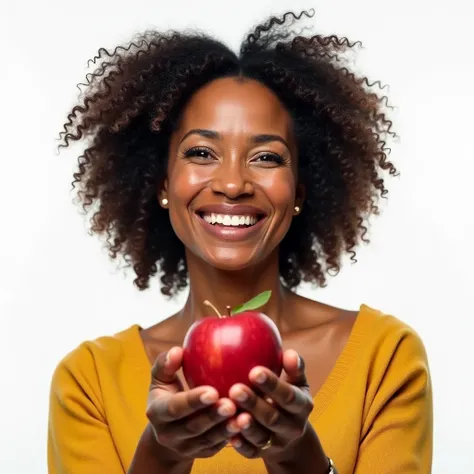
[1, 0, 472, 472]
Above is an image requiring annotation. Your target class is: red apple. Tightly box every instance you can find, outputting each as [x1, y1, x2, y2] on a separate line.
[182, 292, 283, 398]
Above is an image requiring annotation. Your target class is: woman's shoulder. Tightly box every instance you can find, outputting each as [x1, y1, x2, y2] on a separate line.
[354, 304, 430, 373]
[296, 295, 427, 357]
[303, 299, 429, 372]
[57, 324, 142, 364]
[358, 303, 427, 346]
[50, 324, 147, 392]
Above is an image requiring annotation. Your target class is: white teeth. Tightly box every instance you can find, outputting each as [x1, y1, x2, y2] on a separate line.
[202, 213, 259, 227]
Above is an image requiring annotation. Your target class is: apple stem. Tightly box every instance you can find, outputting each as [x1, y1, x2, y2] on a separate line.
[225, 305, 232, 317]
[203, 300, 223, 318]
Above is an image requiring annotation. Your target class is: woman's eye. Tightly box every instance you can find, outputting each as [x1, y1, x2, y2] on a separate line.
[253, 153, 284, 165]
[183, 147, 214, 161]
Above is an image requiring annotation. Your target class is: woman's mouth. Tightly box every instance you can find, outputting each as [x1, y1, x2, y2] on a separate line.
[194, 205, 267, 241]
[200, 212, 261, 228]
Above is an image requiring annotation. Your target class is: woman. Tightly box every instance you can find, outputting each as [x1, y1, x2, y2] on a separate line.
[49, 10, 433, 474]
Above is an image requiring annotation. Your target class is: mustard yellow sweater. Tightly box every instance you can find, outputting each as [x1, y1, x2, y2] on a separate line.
[48, 304, 433, 473]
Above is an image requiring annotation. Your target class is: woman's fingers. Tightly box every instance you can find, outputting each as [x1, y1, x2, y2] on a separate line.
[155, 399, 240, 455]
[281, 349, 309, 388]
[147, 347, 312, 461]
[229, 432, 262, 459]
[183, 420, 235, 456]
[146, 347, 239, 459]
[234, 412, 271, 451]
[247, 365, 313, 416]
[150, 347, 184, 393]
[229, 383, 291, 434]
[187, 439, 229, 459]
[147, 385, 220, 424]
[162, 398, 237, 439]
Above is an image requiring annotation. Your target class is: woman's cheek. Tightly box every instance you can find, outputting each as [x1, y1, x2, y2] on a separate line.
[258, 170, 295, 207]
[170, 165, 209, 201]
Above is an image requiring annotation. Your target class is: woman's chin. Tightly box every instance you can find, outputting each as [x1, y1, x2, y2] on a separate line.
[206, 257, 256, 272]
[198, 248, 264, 272]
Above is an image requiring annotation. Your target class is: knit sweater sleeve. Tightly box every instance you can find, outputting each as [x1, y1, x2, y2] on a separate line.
[47, 343, 124, 474]
[354, 323, 433, 474]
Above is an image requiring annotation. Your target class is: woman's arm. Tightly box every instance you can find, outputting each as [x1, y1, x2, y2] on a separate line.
[48, 343, 231, 474]
[263, 425, 332, 474]
[48, 345, 126, 474]
[260, 326, 432, 474]
[48, 344, 192, 474]
[354, 328, 433, 473]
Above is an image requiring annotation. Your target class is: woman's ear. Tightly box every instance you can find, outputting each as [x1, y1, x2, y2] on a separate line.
[294, 183, 306, 215]
[158, 179, 169, 209]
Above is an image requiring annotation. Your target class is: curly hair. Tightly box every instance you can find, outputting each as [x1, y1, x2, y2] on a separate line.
[58, 9, 398, 297]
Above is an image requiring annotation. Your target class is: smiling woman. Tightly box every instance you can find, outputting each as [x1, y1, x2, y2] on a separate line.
[50, 9, 432, 474]
[164, 77, 298, 271]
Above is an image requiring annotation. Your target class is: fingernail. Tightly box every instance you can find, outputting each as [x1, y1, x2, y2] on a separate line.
[255, 371, 266, 384]
[241, 419, 250, 430]
[297, 355, 303, 370]
[232, 438, 242, 448]
[164, 351, 170, 364]
[235, 390, 248, 402]
[226, 423, 240, 433]
[218, 404, 233, 417]
[200, 391, 216, 405]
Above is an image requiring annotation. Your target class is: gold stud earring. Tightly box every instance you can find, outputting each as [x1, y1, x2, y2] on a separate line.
[294, 205, 300, 214]
[161, 198, 169, 206]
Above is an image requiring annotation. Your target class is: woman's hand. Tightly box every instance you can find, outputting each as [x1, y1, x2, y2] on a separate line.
[146, 347, 239, 461]
[227, 349, 315, 460]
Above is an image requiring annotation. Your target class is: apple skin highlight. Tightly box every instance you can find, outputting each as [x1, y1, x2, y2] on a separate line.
[182, 311, 283, 398]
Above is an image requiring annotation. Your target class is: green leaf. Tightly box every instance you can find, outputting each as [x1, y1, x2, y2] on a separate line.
[231, 290, 272, 315]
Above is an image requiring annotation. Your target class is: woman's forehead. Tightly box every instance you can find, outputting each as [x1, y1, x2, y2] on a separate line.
[176, 77, 294, 138]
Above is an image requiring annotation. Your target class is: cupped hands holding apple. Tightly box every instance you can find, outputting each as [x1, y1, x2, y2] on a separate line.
[145, 291, 316, 465]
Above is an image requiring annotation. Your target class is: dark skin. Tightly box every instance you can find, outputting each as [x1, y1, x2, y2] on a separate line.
[138, 77, 356, 473]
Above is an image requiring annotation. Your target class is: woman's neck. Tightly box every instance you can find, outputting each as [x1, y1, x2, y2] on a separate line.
[180, 250, 291, 328]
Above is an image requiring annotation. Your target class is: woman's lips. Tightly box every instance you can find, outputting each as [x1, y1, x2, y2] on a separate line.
[195, 212, 267, 241]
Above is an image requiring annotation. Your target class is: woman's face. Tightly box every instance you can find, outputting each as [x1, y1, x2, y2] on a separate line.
[163, 77, 301, 271]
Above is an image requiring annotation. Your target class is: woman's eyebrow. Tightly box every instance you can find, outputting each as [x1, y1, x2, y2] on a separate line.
[180, 129, 289, 150]
[251, 134, 290, 150]
[180, 128, 220, 143]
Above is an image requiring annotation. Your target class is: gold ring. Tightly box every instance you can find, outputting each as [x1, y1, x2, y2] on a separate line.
[261, 437, 272, 451]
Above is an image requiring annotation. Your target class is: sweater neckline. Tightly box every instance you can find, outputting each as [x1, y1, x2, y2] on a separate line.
[123, 303, 374, 420]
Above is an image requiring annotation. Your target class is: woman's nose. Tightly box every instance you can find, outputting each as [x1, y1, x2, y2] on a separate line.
[210, 159, 254, 199]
